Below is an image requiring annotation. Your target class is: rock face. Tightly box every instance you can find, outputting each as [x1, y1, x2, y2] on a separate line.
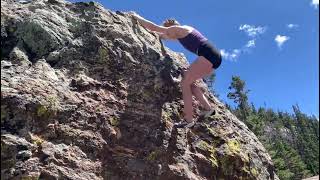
[302, 176, 319, 180]
[1, 0, 279, 179]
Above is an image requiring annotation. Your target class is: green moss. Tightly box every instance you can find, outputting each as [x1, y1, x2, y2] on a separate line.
[198, 140, 210, 150]
[220, 150, 253, 178]
[161, 110, 171, 122]
[1, 142, 8, 157]
[204, 123, 216, 136]
[220, 156, 234, 175]
[31, 134, 44, 147]
[250, 168, 258, 177]
[47, 96, 58, 109]
[239, 166, 258, 179]
[34, 138, 44, 146]
[8, 26, 16, 33]
[220, 156, 249, 177]
[96, 107, 102, 113]
[227, 139, 241, 154]
[36, 96, 58, 118]
[109, 116, 120, 126]
[146, 150, 161, 161]
[198, 140, 218, 168]
[242, 166, 251, 174]
[143, 90, 153, 100]
[37, 105, 48, 117]
[209, 152, 218, 168]
[21, 176, 39, 180]
[98, 47, 109, 62]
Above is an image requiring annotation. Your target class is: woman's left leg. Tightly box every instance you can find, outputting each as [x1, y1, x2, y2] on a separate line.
[191, 82, 212, 110]
[181, 56, 213, 123]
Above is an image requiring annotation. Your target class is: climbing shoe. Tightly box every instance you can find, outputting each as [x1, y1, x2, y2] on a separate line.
[174, 120, 195, 128]
[200, 109, 216, 118]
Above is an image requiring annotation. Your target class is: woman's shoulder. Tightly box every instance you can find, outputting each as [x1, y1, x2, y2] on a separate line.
[171, 25, 193, 34]
[165, 25, 193, 39]
[180, 25, 194, 31]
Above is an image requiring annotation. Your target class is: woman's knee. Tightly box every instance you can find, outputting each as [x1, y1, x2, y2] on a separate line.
[191, 83, 203, 93]
[190, 83, 197, 91]
[190, 83, 197, 94]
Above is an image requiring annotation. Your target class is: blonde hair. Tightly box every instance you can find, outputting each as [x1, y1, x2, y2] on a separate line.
[163, 18, 180, 27]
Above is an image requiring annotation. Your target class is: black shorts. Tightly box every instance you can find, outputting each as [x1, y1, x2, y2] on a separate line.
[197, 41, 222, 69]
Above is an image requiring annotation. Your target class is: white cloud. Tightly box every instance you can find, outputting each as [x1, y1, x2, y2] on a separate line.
[311, 0, 319, 8]
[287, 24, 299, 29]
[239, 24, 267, 37]
[245, 40, 255, 48]
[275, 35, 290, 49]
[221, 24, 266, 61]
[220, 49, 241, 61]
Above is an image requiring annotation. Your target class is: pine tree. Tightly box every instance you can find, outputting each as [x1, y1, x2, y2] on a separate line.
[292, 105, 319, 175]
[227, 76, 250, 120]
[225, 77, 319, 178]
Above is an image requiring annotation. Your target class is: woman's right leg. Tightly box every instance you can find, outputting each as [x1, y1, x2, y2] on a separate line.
[181, 56, 213, 123]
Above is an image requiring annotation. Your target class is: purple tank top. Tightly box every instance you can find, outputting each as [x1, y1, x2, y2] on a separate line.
[178, 28, 208, 54]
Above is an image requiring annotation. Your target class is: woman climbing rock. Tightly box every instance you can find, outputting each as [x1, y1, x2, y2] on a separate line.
[131, 12, 222, 128]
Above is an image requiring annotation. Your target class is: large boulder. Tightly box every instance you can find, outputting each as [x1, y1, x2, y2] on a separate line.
[1, 0, 279, 179]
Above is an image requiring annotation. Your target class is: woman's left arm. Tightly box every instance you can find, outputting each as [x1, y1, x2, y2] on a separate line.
[131, 13, 167, 33]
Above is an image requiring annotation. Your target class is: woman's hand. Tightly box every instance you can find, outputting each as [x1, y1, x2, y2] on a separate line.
[128, 11, 136, 16]
[128, 11, 142, 20]
[128, 12, 167, 34]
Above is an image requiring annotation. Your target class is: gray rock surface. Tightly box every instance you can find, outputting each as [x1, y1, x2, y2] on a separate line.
[1, 0, 279, 179]
[302, 176, 319, 180]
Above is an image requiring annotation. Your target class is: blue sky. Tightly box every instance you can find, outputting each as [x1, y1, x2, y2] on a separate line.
[72, 0, 319, 117]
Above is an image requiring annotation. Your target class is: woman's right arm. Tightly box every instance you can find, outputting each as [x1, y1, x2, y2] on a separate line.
[130, 12, 186, 39]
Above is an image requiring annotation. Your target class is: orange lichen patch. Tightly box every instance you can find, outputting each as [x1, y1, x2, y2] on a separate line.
[164, 119, 173, 129]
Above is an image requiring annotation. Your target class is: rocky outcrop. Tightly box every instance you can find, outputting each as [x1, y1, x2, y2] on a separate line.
[302, 176, 319, 180]
[1, 0, 279, 179]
